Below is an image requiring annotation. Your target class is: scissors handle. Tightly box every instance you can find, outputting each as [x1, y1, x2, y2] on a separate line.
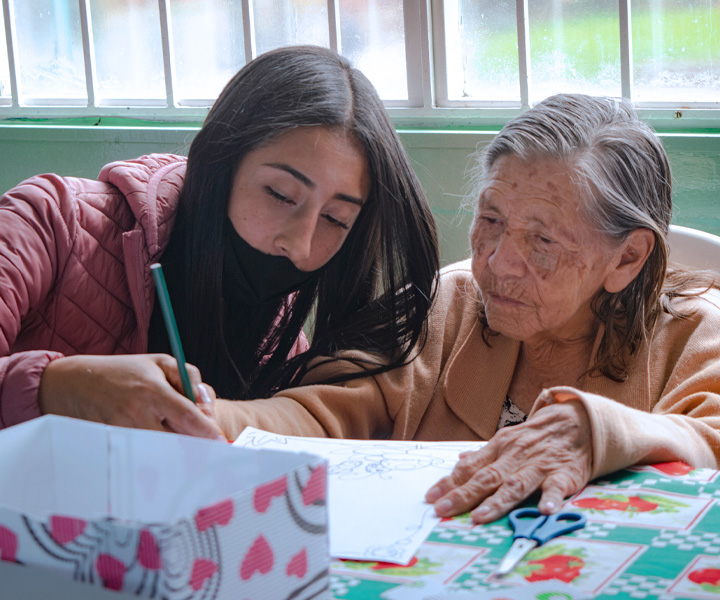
[532, 511, 587, 544]
[508, 508, 587, 545]
[508, 508, 548, 539]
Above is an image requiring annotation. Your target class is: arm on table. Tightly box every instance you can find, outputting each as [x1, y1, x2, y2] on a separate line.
[215, 355, 397, 442]
[427, 293, 720, 523]
[564, 293, 720, 478]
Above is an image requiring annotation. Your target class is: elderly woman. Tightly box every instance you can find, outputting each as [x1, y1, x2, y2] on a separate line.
[215, 93, 720, 523]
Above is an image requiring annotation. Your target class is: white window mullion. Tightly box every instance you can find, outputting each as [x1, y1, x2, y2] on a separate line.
[2, 0, 19, 107]
[516, 0, 531, 108]
[157, 0, 175, 107]
[416, 0, 434, 110]
[241, 0, 256, 63]
[402, 0, 428, 107]
[327, 0, 341, 53]
[429, 0, 449, 108]
[619, 0, 633, 100]
[78, 0, 97, 107]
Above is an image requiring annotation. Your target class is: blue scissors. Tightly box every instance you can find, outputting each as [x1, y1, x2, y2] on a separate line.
[495, 507, 587, 576]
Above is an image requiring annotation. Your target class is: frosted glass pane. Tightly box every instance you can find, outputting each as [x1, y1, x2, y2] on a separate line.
[632, 0, 720, 103]
[529, 0, 620, 100]
[254, 0, 329, 56]
[89, 0, 164, 100]
[444, 0, 519, 102]
[170, 0, 245, 100]
[0, 13, 9, 98]
[13, 0, 85, 99]
[340, 0, 407, 100]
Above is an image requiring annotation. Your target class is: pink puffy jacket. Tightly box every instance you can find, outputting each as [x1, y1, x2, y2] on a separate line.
[0, 154, 306, 429]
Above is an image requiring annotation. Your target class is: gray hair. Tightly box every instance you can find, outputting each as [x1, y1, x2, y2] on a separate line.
[475, 93, 673, 381]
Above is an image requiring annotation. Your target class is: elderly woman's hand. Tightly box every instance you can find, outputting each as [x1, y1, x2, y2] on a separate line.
[425, 398, 593, 523]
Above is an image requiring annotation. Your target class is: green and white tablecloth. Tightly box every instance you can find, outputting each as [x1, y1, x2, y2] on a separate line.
[330, 462, 720, 600]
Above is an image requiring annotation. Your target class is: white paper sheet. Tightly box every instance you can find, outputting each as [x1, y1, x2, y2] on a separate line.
[233, 427, 484, 565]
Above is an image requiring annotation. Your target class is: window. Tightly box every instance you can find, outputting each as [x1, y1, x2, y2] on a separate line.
[1, 0, 718, 128]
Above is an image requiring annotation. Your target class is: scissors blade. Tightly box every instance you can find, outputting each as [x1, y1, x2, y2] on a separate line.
[495, 537, 538, 576]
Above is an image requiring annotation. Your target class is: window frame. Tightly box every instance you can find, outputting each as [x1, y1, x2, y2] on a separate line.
[0, 0, 718, 131]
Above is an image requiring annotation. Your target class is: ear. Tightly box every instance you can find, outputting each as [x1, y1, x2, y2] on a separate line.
[603, 228, 656, 294]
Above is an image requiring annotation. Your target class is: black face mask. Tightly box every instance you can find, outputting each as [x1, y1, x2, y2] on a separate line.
[222, 219, 319, 305]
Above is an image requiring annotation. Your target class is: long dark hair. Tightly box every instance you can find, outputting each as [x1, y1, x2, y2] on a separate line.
[175, 45, 438, 399]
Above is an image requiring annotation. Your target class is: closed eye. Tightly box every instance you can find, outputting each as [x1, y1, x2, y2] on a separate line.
[480, 215, 502, 226]
[323, 213, 349, 230]
[536, 234, 555, 245]
[265, 186, 294, 205]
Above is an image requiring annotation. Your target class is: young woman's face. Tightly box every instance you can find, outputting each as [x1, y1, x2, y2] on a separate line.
[227, 126, 370, 272]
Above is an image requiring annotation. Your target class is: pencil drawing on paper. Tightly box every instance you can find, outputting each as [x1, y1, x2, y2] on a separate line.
[237, 428, 481, 481]
[324, 444, 463, 481]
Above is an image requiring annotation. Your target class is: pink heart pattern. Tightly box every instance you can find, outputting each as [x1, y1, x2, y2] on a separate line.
[0, 526, 18, 563]
[253, 476, 288, 513]
[240, 534, 274, 580]
[96, 553, 126, 591]
[50, 515, 86, 545]
[194, 498, 234, 531]
[136, 529, 161, 570]
[286, 547, 308, 578]
[302, 464, 327, 506]
[190, 558, 218, 591]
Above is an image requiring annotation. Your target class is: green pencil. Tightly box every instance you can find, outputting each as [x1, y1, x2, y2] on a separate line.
[150, 263, 196, 404]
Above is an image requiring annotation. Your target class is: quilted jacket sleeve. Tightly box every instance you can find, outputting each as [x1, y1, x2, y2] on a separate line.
[0, 175, 72, 428]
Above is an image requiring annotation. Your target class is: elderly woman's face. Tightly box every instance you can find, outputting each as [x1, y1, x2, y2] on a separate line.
[471, 155, 622, 344]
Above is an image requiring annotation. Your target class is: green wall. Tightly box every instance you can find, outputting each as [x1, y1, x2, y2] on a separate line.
[1, 124, 719, 266]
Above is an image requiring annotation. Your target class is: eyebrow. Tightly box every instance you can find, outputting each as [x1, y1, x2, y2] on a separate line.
[264, 162, 365, 206]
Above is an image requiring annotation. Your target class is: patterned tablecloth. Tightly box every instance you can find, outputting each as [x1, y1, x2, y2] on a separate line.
[330, 461, 720, 600]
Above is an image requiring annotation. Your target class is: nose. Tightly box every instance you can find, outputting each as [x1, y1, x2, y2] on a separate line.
[274, 210, 316, 267]
[487, 231, 526, 277]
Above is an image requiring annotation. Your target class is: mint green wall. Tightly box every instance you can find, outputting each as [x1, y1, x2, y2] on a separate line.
[1, 125, 719, 266]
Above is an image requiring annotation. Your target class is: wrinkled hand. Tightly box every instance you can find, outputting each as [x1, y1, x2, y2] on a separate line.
[425, 399, 593, 523]
[38, 354, 225, 440]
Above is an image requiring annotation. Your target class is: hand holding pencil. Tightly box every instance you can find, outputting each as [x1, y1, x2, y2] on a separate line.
[38, 353, 226, 439]
[35, 264, 225, 440]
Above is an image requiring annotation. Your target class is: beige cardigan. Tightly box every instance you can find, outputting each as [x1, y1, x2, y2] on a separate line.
[216, 261, 720, 479]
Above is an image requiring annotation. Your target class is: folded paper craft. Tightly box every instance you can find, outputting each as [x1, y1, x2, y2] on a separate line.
[0, 415, 329, 599]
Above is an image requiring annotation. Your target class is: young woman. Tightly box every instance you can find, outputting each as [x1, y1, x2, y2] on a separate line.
[0, 45, 438, 438]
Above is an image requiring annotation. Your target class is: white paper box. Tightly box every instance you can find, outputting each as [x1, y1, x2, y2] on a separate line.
[0, 415, 329, 599]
